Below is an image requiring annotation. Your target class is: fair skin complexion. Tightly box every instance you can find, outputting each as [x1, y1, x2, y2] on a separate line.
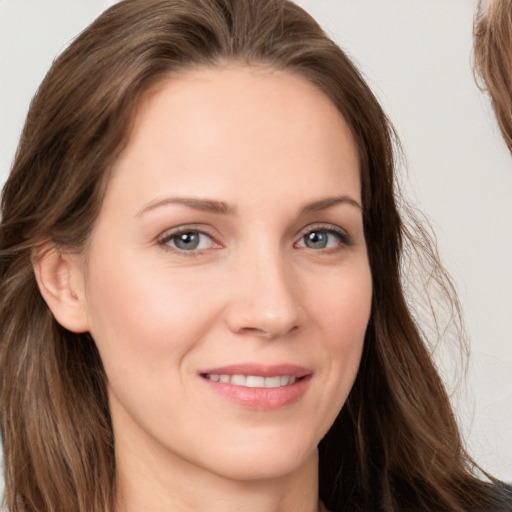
[35, 66, 372, 512]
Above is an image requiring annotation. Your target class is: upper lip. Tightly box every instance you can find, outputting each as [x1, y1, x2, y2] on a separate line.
[199, 363, 312, 378]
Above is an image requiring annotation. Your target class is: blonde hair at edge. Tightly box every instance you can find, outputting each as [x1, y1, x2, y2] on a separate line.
[0, 1, 510, 512]
[474, 0, 512, 153]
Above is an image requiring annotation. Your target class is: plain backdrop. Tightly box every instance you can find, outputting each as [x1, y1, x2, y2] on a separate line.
[0, 0, 511, 495]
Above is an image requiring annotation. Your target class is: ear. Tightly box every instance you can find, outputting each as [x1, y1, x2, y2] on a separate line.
[32, 245, 89, 333]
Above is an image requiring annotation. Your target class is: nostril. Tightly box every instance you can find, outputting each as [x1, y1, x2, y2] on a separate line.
[237, 323, 299, 339]
[223, 275, 302, 338]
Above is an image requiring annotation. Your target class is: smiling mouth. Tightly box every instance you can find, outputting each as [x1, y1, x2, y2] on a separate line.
[201, 374, 299, 388]
[199, 367, 312, 410]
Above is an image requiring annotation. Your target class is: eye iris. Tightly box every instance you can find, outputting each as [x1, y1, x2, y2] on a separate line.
[305, 231, 328, 249]
[174, 232, 200, 250]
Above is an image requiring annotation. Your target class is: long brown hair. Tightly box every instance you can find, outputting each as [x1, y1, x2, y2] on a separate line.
[474, 0, 512, 154]
[0, 1, 505, 511]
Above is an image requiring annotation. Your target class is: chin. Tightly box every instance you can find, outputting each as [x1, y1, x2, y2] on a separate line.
[194, 428, 320, 482]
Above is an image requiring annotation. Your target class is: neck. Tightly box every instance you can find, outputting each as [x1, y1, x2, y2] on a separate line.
[114, 428, 321, 512]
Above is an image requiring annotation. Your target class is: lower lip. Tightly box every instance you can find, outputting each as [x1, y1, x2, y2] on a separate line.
[201, 376, 312, 411]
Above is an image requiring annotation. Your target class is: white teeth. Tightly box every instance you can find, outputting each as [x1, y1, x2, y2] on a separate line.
[246, 375, 265, 388]
[205, 374, 299, 388]
[231, 374, 246, 386]
[264, 376, 281, 388]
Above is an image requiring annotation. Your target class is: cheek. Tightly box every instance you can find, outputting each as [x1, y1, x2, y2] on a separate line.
[309, 259, 372, 416]
[314, 259, 372, 346]
[83, 250, 221, 380]
[82, 254, 227, 440]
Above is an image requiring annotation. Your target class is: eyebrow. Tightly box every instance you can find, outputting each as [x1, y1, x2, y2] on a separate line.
[300, 195, 362, 213]
[136, 194, 361, 217]
[137, 197, 236, 216]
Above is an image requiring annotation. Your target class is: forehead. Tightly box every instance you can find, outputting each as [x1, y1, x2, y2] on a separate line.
[107, 64, 360, 209]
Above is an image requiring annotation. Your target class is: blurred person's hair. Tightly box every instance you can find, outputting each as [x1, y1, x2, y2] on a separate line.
[474, 0, 512, 153]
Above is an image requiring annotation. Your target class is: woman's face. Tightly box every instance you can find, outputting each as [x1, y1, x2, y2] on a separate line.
[77, 66, 372, 482]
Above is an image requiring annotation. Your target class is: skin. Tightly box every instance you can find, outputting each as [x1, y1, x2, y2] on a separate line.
[39, 66, 373, 512]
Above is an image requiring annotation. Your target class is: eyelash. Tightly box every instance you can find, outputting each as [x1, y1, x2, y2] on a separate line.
[158, 226, 219, 256]
[295, 224, 353, 252]
[157, 223, 352, 256]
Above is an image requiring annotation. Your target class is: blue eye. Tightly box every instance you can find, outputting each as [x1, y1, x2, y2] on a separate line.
[297, 229, 348, 250]
[161, 230, 214, 251]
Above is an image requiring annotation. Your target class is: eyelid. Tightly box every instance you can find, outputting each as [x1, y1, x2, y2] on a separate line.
[294, 223, 353, 248]
[157, 225, 221, 254]
[155, 222, 352, 255]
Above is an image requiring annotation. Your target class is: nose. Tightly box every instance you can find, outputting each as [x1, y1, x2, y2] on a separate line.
[224, 246, 302, 340]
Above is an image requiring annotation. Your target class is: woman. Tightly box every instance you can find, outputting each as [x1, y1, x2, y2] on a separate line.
[0, 1, 510, 511]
